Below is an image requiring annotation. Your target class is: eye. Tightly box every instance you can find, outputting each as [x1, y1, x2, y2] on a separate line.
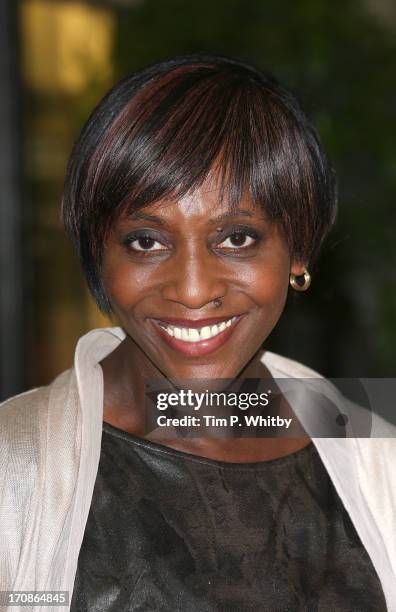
[217, 230, 260, 250]
[124, 231, 168, 253]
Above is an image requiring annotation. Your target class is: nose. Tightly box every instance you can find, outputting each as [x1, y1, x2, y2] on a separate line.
[160, 245, 228, 309]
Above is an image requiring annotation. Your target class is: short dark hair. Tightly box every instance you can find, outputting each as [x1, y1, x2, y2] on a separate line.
[62, 53, 337, 316]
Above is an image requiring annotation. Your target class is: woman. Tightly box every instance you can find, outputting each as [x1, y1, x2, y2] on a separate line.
[1, 54, 395, 612]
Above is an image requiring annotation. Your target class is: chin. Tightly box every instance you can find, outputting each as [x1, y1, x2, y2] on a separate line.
[164, 360, 242, 382]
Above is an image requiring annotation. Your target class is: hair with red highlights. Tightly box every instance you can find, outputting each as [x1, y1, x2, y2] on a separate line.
[62, 54, 337, 315]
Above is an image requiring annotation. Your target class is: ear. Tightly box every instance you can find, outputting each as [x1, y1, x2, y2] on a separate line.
[290, 260, 308, 276]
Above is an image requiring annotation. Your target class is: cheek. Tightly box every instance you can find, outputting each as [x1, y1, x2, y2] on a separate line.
[258, 274, 289, 308]
[243, 264, 290, 347]
[243, 256, 290, 309]
[101, 256, 151, 314]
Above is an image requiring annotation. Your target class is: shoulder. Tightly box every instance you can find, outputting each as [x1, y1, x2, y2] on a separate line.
[0, 369, 73, 418]
[0, 369, 77, 525]
[0, 369, 74, 453]
[262, 352, 396, 440]
[0, 385, 49, 448]
[0, 385, 48, 419]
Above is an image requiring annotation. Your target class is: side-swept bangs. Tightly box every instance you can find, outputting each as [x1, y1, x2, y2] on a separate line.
[62, 54, 337, 315]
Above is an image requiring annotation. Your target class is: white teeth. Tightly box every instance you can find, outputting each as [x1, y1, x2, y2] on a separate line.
[188, 328, 200, 342]
[158, 316, 238, 343]
[200, 326, 212, 340]
[181, 328, 190, 342]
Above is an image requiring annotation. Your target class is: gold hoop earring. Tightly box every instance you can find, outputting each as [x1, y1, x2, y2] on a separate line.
[290, 269, 311, 292]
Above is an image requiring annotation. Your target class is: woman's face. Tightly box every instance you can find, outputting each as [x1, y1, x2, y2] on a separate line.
[101, 179, 306, 381]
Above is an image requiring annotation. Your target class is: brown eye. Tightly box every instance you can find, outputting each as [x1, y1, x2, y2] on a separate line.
[124, 232, 168, 253]
[218, 231, 257, 249]
[230, 232, 249, 246]
[136, 236, 156, 250]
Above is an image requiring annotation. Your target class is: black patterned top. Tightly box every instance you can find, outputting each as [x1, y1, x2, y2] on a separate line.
[70, 422, 386, 612]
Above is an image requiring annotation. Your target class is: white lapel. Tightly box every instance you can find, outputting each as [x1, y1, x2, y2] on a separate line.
[261, 350, 396, 610]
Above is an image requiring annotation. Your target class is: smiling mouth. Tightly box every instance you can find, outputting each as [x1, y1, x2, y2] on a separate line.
[157, 316, 238, 341]
[149, 315, 244, 356]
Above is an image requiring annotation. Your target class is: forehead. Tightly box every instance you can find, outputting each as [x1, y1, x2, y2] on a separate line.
[157, 188, 256, 217]
[125, 175, 266, 226]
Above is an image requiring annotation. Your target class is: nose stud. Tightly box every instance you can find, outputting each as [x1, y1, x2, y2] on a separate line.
[212, 298, 222, 309]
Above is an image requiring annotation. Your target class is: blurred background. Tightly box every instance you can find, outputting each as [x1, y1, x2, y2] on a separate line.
[1, 0, 395, 400]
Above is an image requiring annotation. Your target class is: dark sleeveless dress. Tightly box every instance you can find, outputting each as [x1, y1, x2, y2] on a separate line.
[70, 422, 386, 612]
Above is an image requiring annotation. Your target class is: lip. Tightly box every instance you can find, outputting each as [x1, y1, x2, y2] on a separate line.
[149, 315, 244, 357]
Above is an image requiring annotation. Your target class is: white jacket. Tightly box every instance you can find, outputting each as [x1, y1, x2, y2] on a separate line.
[0, 326, 395, 611]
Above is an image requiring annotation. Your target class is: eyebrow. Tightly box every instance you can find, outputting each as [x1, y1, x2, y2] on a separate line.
[128, 208, 259, 226]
